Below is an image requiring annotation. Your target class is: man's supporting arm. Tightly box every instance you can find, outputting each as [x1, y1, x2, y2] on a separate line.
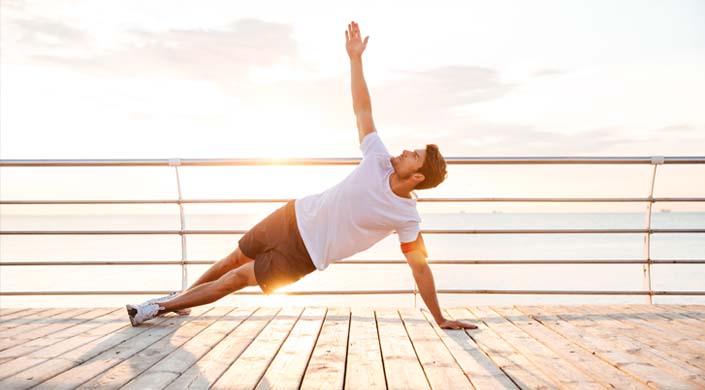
[412, 263, 445, 323]
[404, 248, 478, 329]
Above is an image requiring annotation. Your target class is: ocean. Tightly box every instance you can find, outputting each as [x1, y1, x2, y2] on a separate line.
[1, 211, 703, 308]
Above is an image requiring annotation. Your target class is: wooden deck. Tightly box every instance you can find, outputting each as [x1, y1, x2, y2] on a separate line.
[0, 305, 703, 389]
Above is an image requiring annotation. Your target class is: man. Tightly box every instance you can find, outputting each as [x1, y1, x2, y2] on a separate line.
[126, 21, 476, 330]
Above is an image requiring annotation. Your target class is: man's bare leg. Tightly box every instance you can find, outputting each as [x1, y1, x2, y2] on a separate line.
[185, 247, 253, 291]
[157, 261, 258, 316]
[159, 247, 253, 315]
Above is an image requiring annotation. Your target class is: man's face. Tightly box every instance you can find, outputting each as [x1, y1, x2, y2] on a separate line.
[391, 148, 426, 178]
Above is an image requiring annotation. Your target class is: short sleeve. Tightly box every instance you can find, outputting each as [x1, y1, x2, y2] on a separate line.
[360, 131, 390, 158]
[396, 221, 421, 244]
[400, 232, 428, 258]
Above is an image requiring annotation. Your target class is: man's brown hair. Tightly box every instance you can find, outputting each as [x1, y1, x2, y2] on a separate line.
[415, 144, 447, 190]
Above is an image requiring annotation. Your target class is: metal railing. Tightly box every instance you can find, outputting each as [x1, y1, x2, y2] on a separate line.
[1, 156, 704, 305]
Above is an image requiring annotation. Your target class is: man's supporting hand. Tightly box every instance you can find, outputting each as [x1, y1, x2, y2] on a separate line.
[346, 21, 369, 60]
[437, 318, 478, 330]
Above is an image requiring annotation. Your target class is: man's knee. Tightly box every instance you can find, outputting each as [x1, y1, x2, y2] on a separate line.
[220, 263, 258, 291]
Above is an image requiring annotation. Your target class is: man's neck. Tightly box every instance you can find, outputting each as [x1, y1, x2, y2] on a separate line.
[389, 173, 413, 199]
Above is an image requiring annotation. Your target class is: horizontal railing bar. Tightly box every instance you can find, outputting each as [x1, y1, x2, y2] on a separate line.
[1, 290, 703, 296]
[2, 228, 704, 235]
[2, 197, 704, 205]
[2, 156, 704, 167]
[2, 259, 704, 266]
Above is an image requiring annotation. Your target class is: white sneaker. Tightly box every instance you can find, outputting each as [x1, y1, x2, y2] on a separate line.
[144, 292, 191, 316]
[126, 302, 164, 326]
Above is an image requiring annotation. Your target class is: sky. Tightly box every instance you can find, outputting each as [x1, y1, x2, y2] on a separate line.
[1, 0, 704, 213]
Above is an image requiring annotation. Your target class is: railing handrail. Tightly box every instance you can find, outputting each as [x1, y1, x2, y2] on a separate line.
[2, 197, 705, 205]
[1, 155, 705, 167]
[1, 156, 704, 301]
[2, 259, 704, 266]
[2, 289, 704, 296]
[1, 228, 703, 235]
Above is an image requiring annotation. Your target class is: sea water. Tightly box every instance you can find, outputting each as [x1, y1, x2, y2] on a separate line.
[1, 211, 703, 308]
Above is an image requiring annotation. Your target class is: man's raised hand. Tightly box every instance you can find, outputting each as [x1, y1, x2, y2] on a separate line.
[345, 21, 369, 60]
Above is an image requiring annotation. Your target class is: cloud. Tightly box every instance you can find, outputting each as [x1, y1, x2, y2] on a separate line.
[532, 68, 567, 78]
[5, 8, 514, 129]
[2, 0, 25, 10]
[11, 17, 91, 48]
[11, 16, 298, 82]
[219, 65, 515, 142]
[3, 10, 524, 152]
[454, 123, 633, 156]
[655, 124, 696, 132]
[374, 66, 515, 128]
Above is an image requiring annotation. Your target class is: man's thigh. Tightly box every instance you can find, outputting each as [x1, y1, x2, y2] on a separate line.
[221, 262, 259, 290]
[224, 247, 254, 269]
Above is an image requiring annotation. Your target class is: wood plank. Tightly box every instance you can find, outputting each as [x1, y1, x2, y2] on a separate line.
[0, 309, 133, 383]
[0, 307, 94, 344]
[0, 308, 33, 318]
[576, 305, 705, 377]
[0, 308, 52, 324]
[580, 304, 705, 366]
[164, 307, 281, 390]
[628, 305, 705, 336]
[72, 306, 232, 390]
[677, 304, 705, 318]
[471, 306, 604, 389]
[605, 305, 705, 340]
[662, 305, 705, 322]
[2, 304, 702, 390]
[672, 304, 705, 321]
[120, 306, 256, 390]
[211, 307, 303, 390]
[0, 308, 123, 371]
[255, 307, 327, 389]
[341, 307, 386, 390]
[376, 308, 430, 390]
[398, 308, 474, 389]
[447, 308, 560, 390]
[0, 307, 116, 352]
[432, 308, 518, 390]
[0, 308, 76, 334]
[520, 305, 699, 390]
[300, 307, 350, 390]
[573, 305, 705, 386]
[493, 306, 650, 390]
[10, 306, 212, 390]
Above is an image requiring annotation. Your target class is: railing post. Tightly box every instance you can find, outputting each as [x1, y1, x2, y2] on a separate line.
[170, 158, 188, 292]
[643, 156, 663, 304]
[413, 282, 418, 308]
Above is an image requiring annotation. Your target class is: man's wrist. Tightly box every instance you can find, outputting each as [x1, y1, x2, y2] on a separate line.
[349, 56, 362, 63]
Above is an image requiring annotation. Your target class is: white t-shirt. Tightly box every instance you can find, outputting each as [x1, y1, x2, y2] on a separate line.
[295, 132, 422, 270]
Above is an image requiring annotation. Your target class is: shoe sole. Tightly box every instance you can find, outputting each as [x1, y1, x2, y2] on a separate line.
[126, 304, 138, 327]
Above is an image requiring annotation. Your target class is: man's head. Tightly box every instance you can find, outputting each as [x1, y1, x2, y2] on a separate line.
[391, 144, 447, 190]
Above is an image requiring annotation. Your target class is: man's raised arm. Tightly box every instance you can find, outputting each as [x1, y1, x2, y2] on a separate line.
[345, 21, 376, 143]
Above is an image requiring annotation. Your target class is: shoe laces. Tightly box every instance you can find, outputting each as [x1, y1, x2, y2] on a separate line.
[145, 302, 165, 317]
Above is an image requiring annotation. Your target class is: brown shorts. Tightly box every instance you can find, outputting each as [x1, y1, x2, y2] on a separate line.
[238, 200, 316, 295]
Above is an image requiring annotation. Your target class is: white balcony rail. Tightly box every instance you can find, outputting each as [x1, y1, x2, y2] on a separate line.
[1, 156, 704, 305]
